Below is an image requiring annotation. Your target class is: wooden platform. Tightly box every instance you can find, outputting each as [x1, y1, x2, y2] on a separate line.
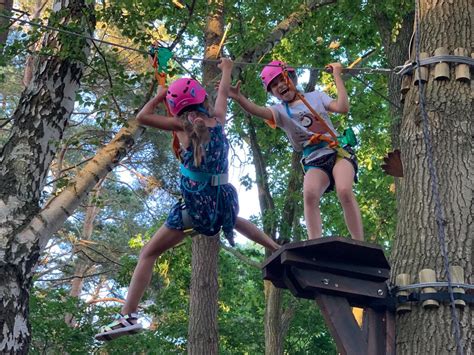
[262, 237, 394, 355]
[263, 236, 390, 306]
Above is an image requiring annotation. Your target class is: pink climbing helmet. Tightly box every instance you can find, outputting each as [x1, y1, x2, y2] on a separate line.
[166, 78, 207, 116]
[260, 60, 295, 91]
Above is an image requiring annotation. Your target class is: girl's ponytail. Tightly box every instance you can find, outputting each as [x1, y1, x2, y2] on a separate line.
[179, 112, 210, 167]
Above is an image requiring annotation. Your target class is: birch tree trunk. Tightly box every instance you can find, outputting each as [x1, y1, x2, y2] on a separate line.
[391, 0, 473, 353]
[0, 1, 95, 353]
[187, 1, 223, 354]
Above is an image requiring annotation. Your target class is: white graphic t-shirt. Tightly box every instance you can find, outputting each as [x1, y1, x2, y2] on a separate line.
[268, 90, 339, 163]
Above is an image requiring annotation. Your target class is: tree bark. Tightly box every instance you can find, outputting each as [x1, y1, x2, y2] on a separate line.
[0, 0, 13, 48]
[187, 1, 223, 354]
[391, 0, 473, 353]
[188, 235, 220, 355]
[22, 0, 48, 87]
[0, 1, 95, 353]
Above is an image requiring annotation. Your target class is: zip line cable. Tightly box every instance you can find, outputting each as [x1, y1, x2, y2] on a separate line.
[0, 13, 394, 75]
[2, 12, 405, 112]
[1, 12, 400, 109]
[413, 1, 464, 354]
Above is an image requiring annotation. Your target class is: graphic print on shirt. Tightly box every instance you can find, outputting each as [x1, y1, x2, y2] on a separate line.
[296, 111, 328, 134]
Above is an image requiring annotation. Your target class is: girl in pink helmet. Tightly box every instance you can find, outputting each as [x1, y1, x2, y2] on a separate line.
[229, 60, 363, 242]
[95, 58, 279, 341]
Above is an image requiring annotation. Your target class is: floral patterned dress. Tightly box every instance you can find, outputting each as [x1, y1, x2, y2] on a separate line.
[166, 123, 239, 245]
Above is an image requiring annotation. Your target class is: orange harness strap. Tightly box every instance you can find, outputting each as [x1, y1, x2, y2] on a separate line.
[281, 69, 339, 147]
[307, 133, 338, 148]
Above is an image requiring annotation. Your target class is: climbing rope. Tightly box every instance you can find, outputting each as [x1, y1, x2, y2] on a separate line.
[413, 0, 464, 354]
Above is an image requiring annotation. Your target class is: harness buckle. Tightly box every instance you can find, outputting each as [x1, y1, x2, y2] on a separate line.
[211, 173, 229, 186]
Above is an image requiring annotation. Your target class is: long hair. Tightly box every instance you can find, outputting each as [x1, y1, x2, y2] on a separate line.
[178, 101, 212, 167]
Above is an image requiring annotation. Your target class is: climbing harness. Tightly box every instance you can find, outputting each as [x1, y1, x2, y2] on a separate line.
[180, 164, 229, 186]
[179, 164, 231, 241]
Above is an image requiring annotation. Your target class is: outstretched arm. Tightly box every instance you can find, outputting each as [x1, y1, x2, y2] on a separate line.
[136, 86, 183, 131]
[213, 58, 233, 124]
[325, 63, 349, 114]
[229, 81, 274, 121]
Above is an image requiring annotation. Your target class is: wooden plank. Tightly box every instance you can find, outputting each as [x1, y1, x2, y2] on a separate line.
[281, 250, 390, 281]
[262, 267, 286, 289]
[261, 244, 285, 269]
[385, 310, 396, 355]
[315, 293, 368, 355]
[293, 267, 388, 300]
[282, 267, 315, 300]
[366, 308, 385, 355]
[282, 237, 390, 269]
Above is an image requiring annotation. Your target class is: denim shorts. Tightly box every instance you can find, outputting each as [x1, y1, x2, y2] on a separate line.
[303, 147, 358, 193]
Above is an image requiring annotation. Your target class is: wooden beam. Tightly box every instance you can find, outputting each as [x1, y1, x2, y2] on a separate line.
[281, 250, 390, 281]
[315, 293, 368, 355]
[293, 267, 388, 300]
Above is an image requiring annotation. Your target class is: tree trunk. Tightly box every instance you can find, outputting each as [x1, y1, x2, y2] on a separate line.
[247, 118, 284, 355]
[187, 1, 224, 354]
[0, 1, 95, 353]
[22, 0, 46, 87]
[391, 0, 473, 354]
[264, 282, 284, 355]
[0, 0, 13, 48]
[188, 235, 220, 354]
[65, 181, 103, 326]
[247, 57, 317, 355]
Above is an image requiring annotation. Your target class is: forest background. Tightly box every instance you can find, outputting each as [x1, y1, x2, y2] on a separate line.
[1, 0, 471, 354]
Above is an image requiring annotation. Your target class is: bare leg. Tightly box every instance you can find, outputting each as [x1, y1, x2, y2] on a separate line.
[303, 168, 330, 239]
[235, 217, 279, 252]
[121, 225, 186, 314]
[333, 159, 364, 241]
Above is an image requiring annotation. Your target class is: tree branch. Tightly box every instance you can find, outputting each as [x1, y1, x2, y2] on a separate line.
[221, 243, 262, 269]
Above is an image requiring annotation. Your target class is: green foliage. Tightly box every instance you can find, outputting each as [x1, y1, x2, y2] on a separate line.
[284, 298, 336, 354]
[3, 0, 408, 352]
[29, 288, 95, 354]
